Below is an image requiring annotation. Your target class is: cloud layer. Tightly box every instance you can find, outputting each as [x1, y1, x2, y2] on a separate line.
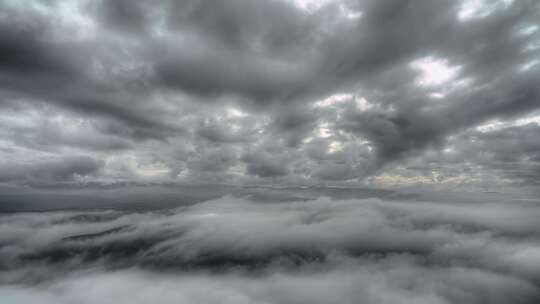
[1, 193, 540, 303]
[0, 0, 539, 187]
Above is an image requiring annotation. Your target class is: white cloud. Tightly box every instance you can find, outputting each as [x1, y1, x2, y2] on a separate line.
[2, 194, 540, 296]
[410, 57, 461, 87]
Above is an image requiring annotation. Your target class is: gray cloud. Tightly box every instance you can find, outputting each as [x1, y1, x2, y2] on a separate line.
[1, 193, 540, 303]
[0, 0, 539, 187]
[243, 152, 290, 178]
[0, 156, 102, 183]
[187, 146, 238, 172]
[3, 3, 540, 302]
[312, 163, 360, 181]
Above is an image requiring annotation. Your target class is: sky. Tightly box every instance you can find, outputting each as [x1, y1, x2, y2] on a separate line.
[1, 2, 540, 303]
[0, 0, 539, 189]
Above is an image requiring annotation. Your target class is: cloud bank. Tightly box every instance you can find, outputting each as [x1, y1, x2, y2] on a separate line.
[1, 193, 540, 303]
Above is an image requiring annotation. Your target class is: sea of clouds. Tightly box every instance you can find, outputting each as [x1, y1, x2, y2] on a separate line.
[1, 193, 540, 304]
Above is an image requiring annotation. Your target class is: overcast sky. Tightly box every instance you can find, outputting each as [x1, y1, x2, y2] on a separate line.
[1, 0, 539, 189]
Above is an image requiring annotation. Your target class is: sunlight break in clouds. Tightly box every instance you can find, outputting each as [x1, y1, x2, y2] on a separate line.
[410, 57, 461, 87]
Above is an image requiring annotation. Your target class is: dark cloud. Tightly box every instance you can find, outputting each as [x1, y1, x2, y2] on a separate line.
[312, 163, 360, 181]
[0, 156, 102, 183]
[98, 0, 152, 34]
[243, 152, 290, 178]
[187, 146, 238, 172]
[0, 0, 539, 186]
[195, 117, 257, 144]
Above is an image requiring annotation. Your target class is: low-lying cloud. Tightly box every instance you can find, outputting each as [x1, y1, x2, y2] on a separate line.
[1, 194, 539, 303]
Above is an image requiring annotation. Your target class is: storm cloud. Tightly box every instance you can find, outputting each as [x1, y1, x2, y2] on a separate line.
[0, 0, 538, 186]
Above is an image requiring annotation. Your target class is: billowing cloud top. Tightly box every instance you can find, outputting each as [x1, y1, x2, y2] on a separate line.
[1, 191, 540, 303]
[1, 0, 539, 188]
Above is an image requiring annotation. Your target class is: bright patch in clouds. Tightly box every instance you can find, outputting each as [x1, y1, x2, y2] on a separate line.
[314, 93, 353, 108]
[328, 141, 343, 153]
[137, 163, 170, 178]
[314, 94, 374, 112]
[458, 0, 515, 21]
[458, 0, 485, 20]
[294, 0, 361, 19]
[293, 0, 332, 12]
[476, 114, 540, 133]
[411, 57, 461, 87]
[516, 115, 540, 126]
[339, 4, 362, 20]
[316, 122, 332, 138]
[355, 97, 373, 112]
[226, 107, 248, 118]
